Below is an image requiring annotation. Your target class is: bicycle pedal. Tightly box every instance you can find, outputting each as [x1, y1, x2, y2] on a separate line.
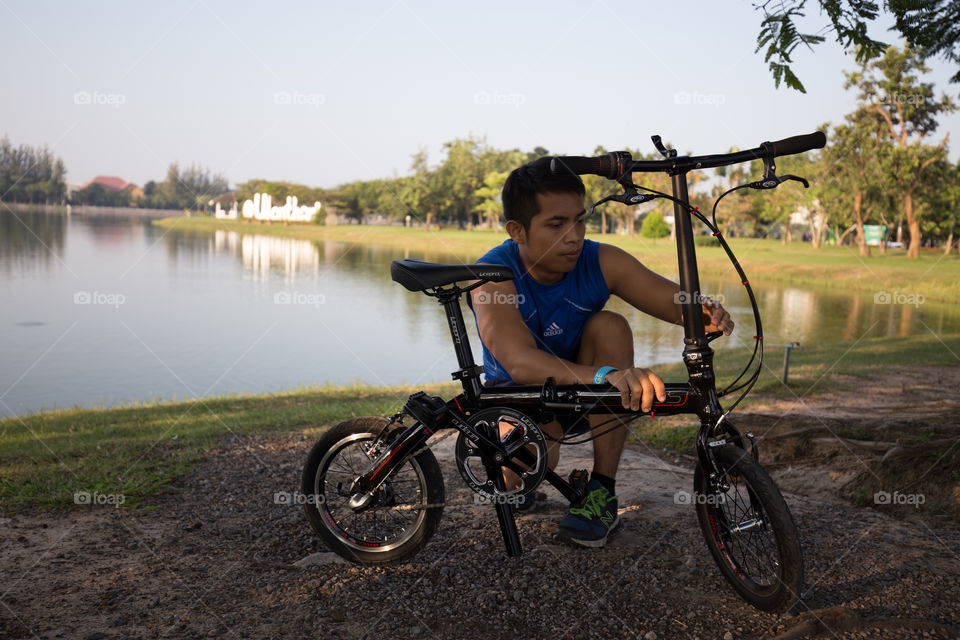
[568, 469, 589, 507]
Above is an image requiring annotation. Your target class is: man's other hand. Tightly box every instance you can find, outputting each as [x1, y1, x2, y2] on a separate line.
[701, 298, 734, 335]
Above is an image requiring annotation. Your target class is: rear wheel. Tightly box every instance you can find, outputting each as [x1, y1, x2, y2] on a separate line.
[301, 416, 444, 564]
[694, 444, 803, 612]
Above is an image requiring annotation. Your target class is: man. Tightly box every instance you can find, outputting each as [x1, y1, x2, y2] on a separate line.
[467, 157, 734, 547]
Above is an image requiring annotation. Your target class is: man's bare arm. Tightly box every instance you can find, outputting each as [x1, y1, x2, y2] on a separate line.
[598, 244, 733, 335]
[469, 272, 598, 385]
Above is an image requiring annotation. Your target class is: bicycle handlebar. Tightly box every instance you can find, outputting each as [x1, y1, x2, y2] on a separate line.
[551, 131, 826, 178]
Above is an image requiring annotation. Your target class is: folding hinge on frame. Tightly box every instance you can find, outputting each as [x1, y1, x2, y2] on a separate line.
[451, 365, 484, 381]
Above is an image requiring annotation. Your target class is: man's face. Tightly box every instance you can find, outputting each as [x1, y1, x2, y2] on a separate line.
[517, 191, 586, 276]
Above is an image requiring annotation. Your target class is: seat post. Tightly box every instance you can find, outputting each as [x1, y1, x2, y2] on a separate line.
[438, 293, 482, 403]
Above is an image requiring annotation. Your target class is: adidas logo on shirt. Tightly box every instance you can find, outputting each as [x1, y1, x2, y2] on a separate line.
[543, 322, 563, 337]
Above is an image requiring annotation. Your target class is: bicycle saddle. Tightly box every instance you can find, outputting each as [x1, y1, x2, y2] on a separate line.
[390, 259, 514, 291]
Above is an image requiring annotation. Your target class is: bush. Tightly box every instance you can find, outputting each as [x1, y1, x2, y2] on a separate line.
[640, 210, 670, 238]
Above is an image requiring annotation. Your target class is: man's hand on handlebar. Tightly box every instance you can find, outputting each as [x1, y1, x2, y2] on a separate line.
[603, 368, 666, 413]
[701, 297, 734, 336]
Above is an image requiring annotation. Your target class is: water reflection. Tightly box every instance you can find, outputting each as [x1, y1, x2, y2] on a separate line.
[0, 210, 66, 274]
[2, 208, 959, 416]
[212, 231, 321, 281]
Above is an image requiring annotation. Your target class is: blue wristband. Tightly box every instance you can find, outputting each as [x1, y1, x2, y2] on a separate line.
[594, 366, 618, 384]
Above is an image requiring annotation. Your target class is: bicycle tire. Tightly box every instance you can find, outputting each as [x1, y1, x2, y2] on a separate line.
[694, 444, 803, 612]
[301, 416, 444, 564]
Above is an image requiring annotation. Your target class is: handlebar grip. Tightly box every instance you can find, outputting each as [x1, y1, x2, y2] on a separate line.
[551, 153, 626, 179]
[770, 131, 826, 158]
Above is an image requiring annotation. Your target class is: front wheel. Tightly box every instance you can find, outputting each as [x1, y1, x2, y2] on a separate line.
[301, 416, 444, 564]
[694, 444, 803, 612]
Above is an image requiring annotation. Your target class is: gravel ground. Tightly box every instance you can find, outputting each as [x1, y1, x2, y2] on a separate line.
[2, 424, 959, 640]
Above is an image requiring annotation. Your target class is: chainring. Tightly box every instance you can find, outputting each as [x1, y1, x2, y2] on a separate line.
[454, 407, 548, 500]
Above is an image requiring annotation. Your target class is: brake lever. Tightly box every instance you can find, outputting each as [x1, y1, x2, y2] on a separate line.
[591, 189, 659, 211]
[746, 174, 809, 190]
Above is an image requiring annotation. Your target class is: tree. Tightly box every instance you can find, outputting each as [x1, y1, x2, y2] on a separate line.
[754, 0, 960, 92]
[435, 137, 485, 228]
[473, 170, 508, 229]
[941, 160, 960, 254]
[825, 112, 889, 255]
[0, 135, 68, 204]
[399, 148, 441, 229]
[845, 45, 957, 257]
[640, 210, 670, 238]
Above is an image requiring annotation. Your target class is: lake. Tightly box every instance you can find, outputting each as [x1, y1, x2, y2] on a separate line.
[2, 209, 957, 417]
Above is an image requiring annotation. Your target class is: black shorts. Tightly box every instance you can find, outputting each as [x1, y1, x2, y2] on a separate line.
[483, 378, 590, 436]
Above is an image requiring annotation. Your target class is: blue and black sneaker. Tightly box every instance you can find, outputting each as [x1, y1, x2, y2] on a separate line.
[556, 479, 622, 547]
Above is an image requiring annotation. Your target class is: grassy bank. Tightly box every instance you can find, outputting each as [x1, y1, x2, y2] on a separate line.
[633, 331, 960, 450]
[153, 217, 960, 303]
[1, 333, 957, 511]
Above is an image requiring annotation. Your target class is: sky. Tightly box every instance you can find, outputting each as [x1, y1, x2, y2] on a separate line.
[1, 1, 958, 190]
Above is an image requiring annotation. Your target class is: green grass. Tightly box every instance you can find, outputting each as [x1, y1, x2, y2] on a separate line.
[652, 331, 960, 398]
[0, 382, 458, 511]
[3, 325, 956, 512]
[631, 332, 960, 451]
[153, 217, 960, 303]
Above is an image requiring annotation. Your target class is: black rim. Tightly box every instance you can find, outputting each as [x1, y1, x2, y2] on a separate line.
[314, 432, 428, 552]
[706, 470, 782, 594]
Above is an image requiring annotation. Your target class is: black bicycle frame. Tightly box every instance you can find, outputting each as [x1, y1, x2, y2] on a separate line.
[347, 163, 753, 558]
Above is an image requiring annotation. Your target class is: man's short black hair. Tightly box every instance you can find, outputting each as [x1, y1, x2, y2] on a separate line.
[502, 157, 585, 232]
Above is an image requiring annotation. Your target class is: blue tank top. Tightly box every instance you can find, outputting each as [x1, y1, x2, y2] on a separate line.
[467, 238, 610, 383]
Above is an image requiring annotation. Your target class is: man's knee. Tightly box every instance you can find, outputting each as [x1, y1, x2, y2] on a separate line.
[579, 310, 633, 366]
[585, 310, 630, 335]
[583, 310, 632, 349]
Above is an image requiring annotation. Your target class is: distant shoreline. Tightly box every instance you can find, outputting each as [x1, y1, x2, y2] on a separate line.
[1, 202, 187, 217]
[153, 216, 960, 304]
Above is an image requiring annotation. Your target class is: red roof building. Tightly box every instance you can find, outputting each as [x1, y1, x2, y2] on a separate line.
[78, 176, 139, 192]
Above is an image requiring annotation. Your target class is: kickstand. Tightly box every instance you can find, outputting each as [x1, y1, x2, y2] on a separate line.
[481, 451, 522, 557]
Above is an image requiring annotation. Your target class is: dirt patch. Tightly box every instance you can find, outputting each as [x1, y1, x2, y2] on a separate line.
[727, 365, 960, 523]
[2, 367, 959, 639]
